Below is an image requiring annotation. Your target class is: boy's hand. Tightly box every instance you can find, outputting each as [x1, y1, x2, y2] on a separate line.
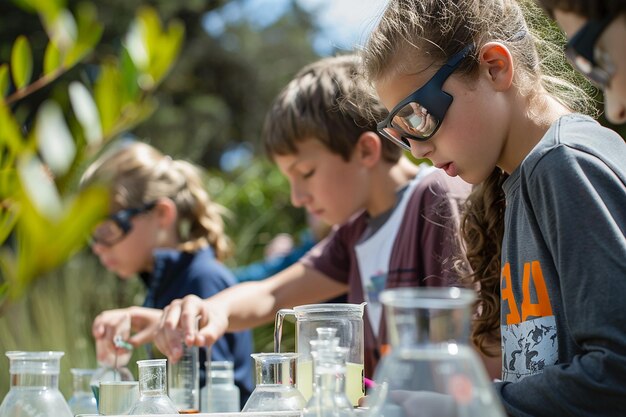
[155, 294, 229, 362]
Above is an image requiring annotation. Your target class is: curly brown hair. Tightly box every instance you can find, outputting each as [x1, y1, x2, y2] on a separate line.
[460, 169, 508, 355]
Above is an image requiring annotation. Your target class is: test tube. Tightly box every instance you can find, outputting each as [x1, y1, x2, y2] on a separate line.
[167, 338, 200, 413]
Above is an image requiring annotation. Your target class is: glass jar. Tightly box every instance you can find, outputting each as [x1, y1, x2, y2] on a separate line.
[67, 368, 98, 415]
[128, 359, 178, 414]
[242, 352, 305, 412]
[366, 287, 506, 417]
[0, 351, 73, 417]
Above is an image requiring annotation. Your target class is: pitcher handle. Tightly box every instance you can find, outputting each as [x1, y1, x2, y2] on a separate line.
[274, 308, 295, 353]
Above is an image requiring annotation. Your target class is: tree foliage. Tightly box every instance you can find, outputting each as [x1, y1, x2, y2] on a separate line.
[0, 0, 184, 304]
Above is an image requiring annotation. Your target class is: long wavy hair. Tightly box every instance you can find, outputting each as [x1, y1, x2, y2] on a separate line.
[81, 142, 232, 260]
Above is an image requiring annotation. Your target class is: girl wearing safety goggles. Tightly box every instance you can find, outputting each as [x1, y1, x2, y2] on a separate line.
[363, 0, 626, 415]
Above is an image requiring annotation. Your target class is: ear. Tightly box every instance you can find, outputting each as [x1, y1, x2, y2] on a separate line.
[154, 198, 178, 229]
[478, 42, 514, 91]
[354, 132, 382, 167]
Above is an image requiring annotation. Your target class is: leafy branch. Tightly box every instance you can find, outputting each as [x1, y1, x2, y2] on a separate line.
[0, 0, 184, 307]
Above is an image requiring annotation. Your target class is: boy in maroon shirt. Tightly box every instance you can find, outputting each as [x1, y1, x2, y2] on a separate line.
[155, 55, 472, 379]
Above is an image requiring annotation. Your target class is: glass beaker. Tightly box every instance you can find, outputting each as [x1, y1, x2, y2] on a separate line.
[202, 360, 240, 413]
[0, 351, 73, 417]
[168, 342, 200, 413]
[275, 303, 365, 406]
[366, 287, 506, 417]
[242, 352, 305, 412]
[68, 368, 98, 415]
[128, 359, 178, 414]
[89, 361, 134, 409]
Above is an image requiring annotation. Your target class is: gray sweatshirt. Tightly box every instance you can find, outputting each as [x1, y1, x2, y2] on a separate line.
[495, 114, 626, 416]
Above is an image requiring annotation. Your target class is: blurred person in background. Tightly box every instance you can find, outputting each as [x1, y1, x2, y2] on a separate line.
[80, 141, 254, 406]
[538, 0, 626, 125]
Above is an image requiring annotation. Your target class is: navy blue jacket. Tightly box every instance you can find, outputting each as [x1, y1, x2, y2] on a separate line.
[140, 247, 254, 406]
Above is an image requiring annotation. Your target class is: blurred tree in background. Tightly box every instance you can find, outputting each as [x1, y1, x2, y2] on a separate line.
[0, 0, 329, 397]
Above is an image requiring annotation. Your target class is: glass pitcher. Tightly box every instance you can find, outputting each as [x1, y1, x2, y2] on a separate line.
[0, 351, 73, 417]
[274, 303, 365, 406]
[242, 352, 305, 412]
[366, 287, 506, 417]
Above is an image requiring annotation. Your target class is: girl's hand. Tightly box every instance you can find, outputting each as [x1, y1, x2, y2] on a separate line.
[92, 308, 133, 367]
[92, 307, 162, 367]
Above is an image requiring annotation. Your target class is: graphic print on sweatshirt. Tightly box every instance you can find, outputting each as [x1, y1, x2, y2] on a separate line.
[500, 261, 558, 382]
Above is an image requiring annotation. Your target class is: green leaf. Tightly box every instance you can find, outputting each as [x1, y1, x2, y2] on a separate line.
[0, 65, 9, 98]
[10, 36, 33, 89]
[150, 20, 184, 85]
[35, 100, 76, 176]
[0, 101, 24, 155]
[124, 6, 184, 90]
[63, 3, 102, 68]
[43, 41, 62, 76]
[48, 185, 109, 263]
[119, 48, 140, 104]
[44, 8, 77, 53]
[17, 154, 63, 220]
[93, 62, 122, 136]
[0, 205, 18, 246]
[13, 0, 65, 17]
[68, 82, 102, 146]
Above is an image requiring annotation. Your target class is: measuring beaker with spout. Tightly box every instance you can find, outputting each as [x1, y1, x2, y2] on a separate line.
[366, 287, 506, 417]
[274, 303, 365, 406]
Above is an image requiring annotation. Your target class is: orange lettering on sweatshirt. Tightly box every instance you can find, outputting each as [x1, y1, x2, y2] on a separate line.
[501, 263, 521, 325]
[520, 261, 553, 321]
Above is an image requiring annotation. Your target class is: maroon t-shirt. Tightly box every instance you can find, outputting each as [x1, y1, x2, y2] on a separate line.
[299, 169, 471, 377]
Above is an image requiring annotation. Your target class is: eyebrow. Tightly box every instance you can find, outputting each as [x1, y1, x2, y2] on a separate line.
[286, 156, 309, 173]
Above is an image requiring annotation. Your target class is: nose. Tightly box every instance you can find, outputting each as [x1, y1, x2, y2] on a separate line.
[409, 139, 434, 160]
[90, 241, 107, 256]
[290, 183, 310, 208]
[603, 91, 626, 125]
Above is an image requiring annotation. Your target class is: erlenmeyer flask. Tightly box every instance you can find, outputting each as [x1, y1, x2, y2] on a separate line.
[303, 328, 355, 417]
[68, 368, 98, 415]
[128, 359, 178, 414]
[367, 287, 506, 417]
[242, 352, 305, 412]
[0, 351, 73, 417]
